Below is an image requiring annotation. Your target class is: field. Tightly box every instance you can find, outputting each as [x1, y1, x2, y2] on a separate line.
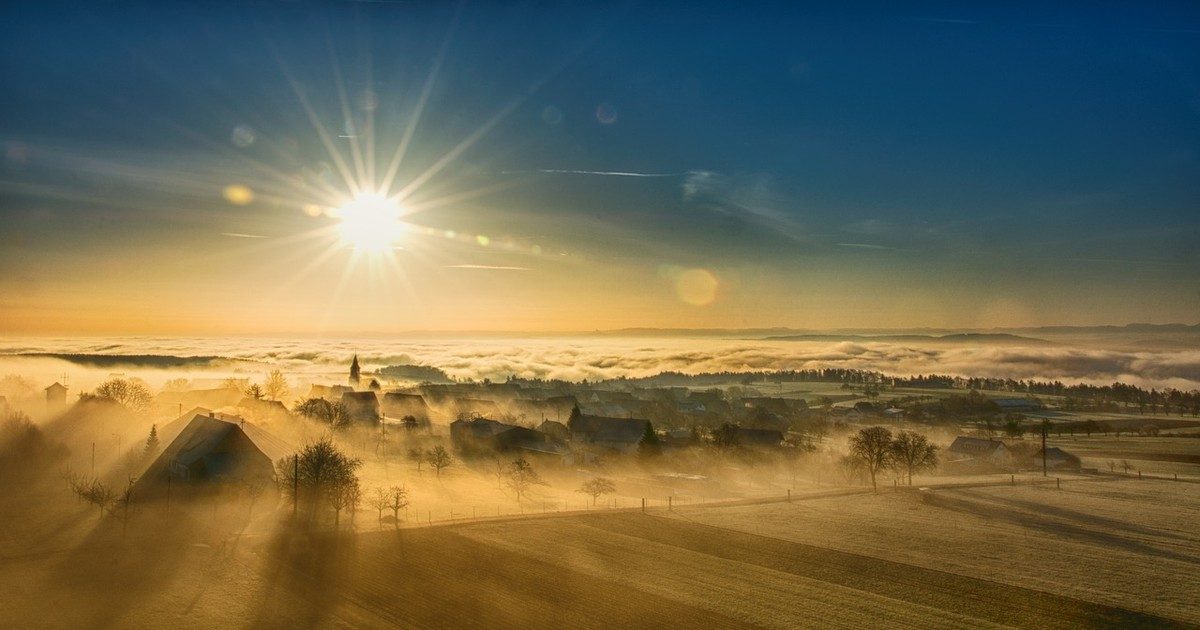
[2, 475, 1197, 628]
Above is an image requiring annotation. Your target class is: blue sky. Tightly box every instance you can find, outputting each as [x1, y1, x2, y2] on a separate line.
[1, 2, 1198, 333]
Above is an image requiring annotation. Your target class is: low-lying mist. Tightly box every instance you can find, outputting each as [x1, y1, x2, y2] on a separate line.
[3, 334, 1200, 393]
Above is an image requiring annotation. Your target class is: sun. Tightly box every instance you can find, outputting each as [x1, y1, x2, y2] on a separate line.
[334, 192, 406, 252]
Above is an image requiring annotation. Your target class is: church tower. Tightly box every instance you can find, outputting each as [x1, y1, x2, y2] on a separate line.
[349, 354, 361, 387]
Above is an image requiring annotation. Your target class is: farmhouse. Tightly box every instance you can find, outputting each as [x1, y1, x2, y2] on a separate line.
[134, 412, 291, 497]
[308, 384, 353, 401]
[1034, 446, 1082, 471]
[236, 397, 290, 421]
[449, 417, 563, 457]
[568, 414, 647, 453]
[946, 436, 1013, 471]
[341, 391, 380, 424]
[734, 427, 784, 448]
[381, 392, 430, 423]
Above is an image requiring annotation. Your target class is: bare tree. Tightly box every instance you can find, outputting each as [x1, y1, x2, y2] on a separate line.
[263, 369, 290, 402]
[294, 398, 352, 429]
[577, 477, 616, 506]
[245, 384, 265, 400]
[492, 457, 506, 489]
[848, 426, 894, 492]
[426, 445, 452, 477]
[386, 485, 409, 528]
[94, 378, 152, 413]
[782, 434, 817, 487]
[505, 456, 546, 503]
[73, 477, 117, 519]
[328, 476, 360, 530]
[368, 487, 390, 529]
[890, 431, 938, 485]
[275, 437, 362, 525]
[407, 447, 424, 474]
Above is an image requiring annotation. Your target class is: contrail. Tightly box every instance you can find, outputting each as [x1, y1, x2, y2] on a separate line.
[444, 264, 532, 271]
[221, 232, 268, 239]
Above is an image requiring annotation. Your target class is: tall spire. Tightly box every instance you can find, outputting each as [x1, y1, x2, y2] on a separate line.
[349, 354, 361, 387]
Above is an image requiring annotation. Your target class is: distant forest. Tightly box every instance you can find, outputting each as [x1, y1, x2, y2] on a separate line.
[496, 369, 1200, 415]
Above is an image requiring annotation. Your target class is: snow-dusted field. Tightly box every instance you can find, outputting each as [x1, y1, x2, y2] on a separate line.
[3, 474, 1194, 628]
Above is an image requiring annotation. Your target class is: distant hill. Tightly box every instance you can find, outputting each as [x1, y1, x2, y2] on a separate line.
[377, 364, 453, 383]
[763, 333, 1053, 345]
[7, 353, 225, 368]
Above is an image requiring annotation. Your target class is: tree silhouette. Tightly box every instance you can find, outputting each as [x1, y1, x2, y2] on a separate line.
[294, 398, 352, 429]
[94, 378, 152, 413]
[143, 424, 160, 457]
[890, 430, 938, 485]
[426, 445, 452, 477]
[848, 426, 893, 491]
[578, 477, 616, 505]
[386, 485, 408, 527]
[637, 421, 662, 458]
[505, 456, 546, 502]
[263, 369, 290, 401]
[275, 437, 361, 525]
[712, 422, 740, 449]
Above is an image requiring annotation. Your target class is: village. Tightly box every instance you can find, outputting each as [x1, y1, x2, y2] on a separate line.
[13, 352, 1190, 529]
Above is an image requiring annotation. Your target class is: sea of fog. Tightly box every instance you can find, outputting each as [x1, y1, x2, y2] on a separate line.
[1, 334, 1198, 393]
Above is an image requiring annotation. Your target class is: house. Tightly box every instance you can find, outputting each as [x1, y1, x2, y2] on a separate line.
[946, 437, 1012, 470]
[1034, 447, 1082, 471]
[537, 420, 570, 441]
[45, 382, 68, 409]
[133, 412, 292, 498]
[568, 414, 647, 453]
[341, 391, 380, 424]
[236, 397, 290, 421]
[308, 384, 353, 401]
[734, 427, 784, 448]
[450, 397, 498, 419]
[381, 392, 431, 424]
[450, 417, 563, 457]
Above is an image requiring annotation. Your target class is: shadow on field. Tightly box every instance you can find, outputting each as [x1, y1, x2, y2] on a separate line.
[249, 521, 758, 629]
[928, 492, 1200, 566]
[41, 507, 202, 628]
[968, 491, 1193, 542]
[252, 520, 357, 628]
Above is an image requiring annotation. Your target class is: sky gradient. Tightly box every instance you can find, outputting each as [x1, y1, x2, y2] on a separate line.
[2, 2, 1198, 334]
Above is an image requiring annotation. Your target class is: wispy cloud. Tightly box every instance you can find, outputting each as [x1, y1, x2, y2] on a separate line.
[505, 169, 680, 178]
[837, 242, 918, 252]
[443, 264, 532, 271]
[220, 232, 268, 239]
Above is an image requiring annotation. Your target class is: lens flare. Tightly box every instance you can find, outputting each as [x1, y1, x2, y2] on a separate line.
[676, 268, 719, 306]
[222, 184, 255, 205]
[334, 193, 406, 252]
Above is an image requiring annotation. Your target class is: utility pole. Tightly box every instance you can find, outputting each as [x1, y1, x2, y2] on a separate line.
[1042, 419, 1048, 477]
[292, 454, 299, 517]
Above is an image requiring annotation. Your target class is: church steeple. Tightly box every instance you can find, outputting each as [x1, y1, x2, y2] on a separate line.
[349, 354, 361, 387]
